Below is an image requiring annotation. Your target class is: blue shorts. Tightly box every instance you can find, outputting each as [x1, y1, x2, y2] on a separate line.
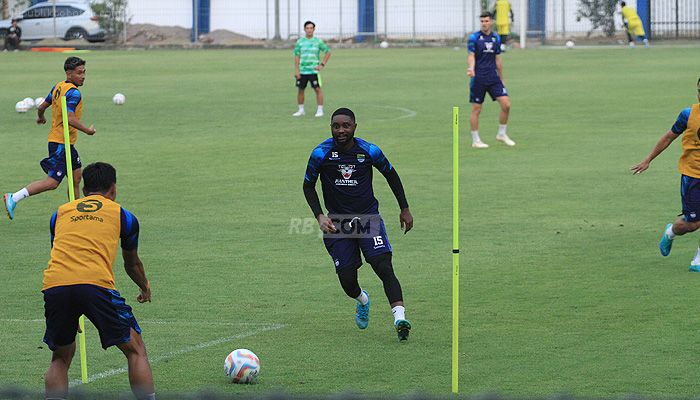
[40, 142, 82, 183]
[323, 217, 392, 272]
[681, 175, 700, 222]
[43, 284, 141, 351]
[470, 78, 508, 104]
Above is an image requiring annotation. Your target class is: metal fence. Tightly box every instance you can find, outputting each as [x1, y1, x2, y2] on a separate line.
[651, 0, 700, 39]
[5, 0, 700, 44]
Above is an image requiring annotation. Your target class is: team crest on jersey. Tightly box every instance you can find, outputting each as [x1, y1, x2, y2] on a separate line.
[484, 42, 494, 53]
[338, 164, 355, 179]
[357, 153, 366, 163]
[335, 164, 359, 186]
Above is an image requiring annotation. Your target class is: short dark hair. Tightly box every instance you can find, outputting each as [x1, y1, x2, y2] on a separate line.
[331, 107, 355, 122]
[620, 1, 626, 6]
[304, 21, 315, 28]
[64, 56, 86, 71]
[480, 11, 493, 19]
[82, 162, 117, 194]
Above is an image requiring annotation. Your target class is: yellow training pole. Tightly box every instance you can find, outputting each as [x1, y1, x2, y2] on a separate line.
[61, 96, 88, 383]
[451, 106, 460, 393]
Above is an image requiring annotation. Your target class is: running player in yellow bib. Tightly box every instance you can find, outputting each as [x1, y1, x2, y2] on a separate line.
[620, 1, 649, 48]
[3, 57, 96, 220]
[493, 0, 514, 51]
[631, 79, 700, 271]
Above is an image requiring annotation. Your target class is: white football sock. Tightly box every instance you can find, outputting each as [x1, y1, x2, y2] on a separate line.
[392, 305, 405, 322]
[692, 247, 700, 266]
[317, 105, 324, 113]
[12, 188, 29, 203]
[666, 225, 676, 239]
[146, 393, 156, 400]
[298, 104, 304, 112]
[356, 290, 369, 306]
[471, 131, 481, 143]
[497, 124, 508, 137]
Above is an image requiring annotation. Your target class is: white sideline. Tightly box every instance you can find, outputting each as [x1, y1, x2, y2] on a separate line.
[69, 323, 286, 386]
[0, 319, 285, 386]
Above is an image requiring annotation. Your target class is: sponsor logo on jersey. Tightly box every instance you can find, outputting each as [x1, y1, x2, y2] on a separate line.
[77, 199, 103, 213]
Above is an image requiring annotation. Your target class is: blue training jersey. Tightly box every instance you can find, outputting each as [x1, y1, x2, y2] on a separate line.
[304, 137, 393, 215]
[468, 30, 502, 82]
[671, 107, 692, 134]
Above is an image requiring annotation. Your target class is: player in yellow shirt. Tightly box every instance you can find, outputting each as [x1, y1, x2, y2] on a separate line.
[42, 162, 155, 400]
[620, 1, 649, 48]
[3, 57, 96, 220]
[631, 79, 700, 271]
[493, 0, 514, 51]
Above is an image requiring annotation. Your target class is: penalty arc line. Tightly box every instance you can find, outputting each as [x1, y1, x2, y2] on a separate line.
[68, 323, 286, 387]
[370, 104, 417, 121]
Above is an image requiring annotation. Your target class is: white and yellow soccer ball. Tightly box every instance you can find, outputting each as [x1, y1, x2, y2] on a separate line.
[565, 40, 575, 49]
[112, 93, 126, 105]
[224, 349, 260, 384]
[15, 100, 29, 113]
[35, 97, 46, 108]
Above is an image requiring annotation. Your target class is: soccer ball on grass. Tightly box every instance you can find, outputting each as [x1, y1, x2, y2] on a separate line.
[112, 93, 126, 105]
[224, 349, 260, 384]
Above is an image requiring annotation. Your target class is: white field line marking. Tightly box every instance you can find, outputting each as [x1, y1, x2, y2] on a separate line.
[370, 104, 417, 121]
[69, 323, 286, 387]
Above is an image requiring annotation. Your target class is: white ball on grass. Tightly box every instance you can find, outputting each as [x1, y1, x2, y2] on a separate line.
[23, 97, 35, 108]
[224, 349, 260, 384]
[565, 40, 575, 49]
[15, 101, 29, 113]
[35, 97, 45, 107]
[380, 41, 389, 49]
[112, 93, 126, 105]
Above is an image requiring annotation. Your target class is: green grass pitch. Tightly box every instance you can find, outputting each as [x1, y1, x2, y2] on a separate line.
[1, 46, 700, 396]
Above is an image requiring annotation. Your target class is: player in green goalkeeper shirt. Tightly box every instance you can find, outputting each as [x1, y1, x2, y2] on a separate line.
[293, 21, 331, 117]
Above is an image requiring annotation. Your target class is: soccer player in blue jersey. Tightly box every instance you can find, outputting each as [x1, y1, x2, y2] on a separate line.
[4, 57, 95, 220]
[631, 79, 700, 271]
[467, 12, 515, 149]
[303, 107, 414, 340]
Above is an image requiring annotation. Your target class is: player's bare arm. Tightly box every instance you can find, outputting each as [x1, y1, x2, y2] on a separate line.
[294, 56, 301, 79]
[67, 112, 95, 135]
[467, 52, 476, 77]
[122, 248, 151, 303]
[315, 51, 331, 72]
[36, 101, 49, 124]
[495, 54, 504, 83]
[631, 130, 678, 174]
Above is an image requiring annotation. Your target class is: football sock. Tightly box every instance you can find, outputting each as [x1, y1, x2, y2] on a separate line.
[12, 188, 29, 203]
[356, 290, 369, 306]
[497, 124, 508, 137]
[666, 225, 676, 239]
[317, 105, 324, 113]
[297, 104, 304, 112]
[392, 305, 405, 322]
[471, 131, 481, 143]
[692, 247, 700, 266]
